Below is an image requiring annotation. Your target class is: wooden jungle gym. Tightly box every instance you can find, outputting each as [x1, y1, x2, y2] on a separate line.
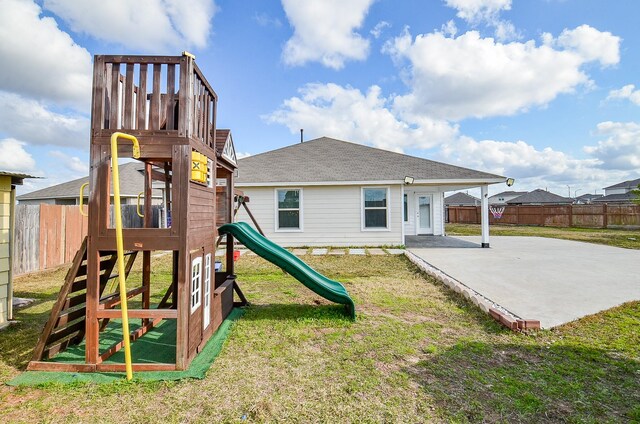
[28, 53, 246, 375]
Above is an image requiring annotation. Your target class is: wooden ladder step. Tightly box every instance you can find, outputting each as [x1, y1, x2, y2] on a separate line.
[30, 237, 140, 362]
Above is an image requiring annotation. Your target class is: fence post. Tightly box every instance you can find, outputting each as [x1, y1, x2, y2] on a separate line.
[603, 203, 608, 229]
[568, 204, 573, 228]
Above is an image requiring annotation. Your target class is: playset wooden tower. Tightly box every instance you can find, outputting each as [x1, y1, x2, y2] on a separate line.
[29, 53, 245, 373]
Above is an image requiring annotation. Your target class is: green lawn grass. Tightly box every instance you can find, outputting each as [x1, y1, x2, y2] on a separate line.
[447, 223, 640, 249]
[1, 253, 638, 423]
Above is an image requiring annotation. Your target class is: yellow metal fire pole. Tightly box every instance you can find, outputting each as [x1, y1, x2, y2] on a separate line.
[79, 183, 89, 216]
[110, 132, 140, 381]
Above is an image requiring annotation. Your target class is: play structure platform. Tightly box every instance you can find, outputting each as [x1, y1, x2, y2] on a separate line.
[25, 53, 355, 379]
[219, 223, 355, 319]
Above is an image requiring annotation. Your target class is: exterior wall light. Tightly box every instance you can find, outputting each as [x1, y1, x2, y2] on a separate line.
[506, 177, 515, 187]
[404, 176, 415, 185]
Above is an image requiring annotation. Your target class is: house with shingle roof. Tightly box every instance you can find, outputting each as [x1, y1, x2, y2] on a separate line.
[507, 189, 572, 205]
[593, 178, 640, 204]
[445, 192, 480, 206]
[488, 190, 527, 205]
[17, 162, 164, 206]
[235, 137, 506, 247]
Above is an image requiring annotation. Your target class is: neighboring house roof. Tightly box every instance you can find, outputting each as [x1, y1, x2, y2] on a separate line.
[576, 193, 603, 201]
[445, 192, 479, 206]
[603, 178, 640, 191]
[490, 191, 527, 198]
[592, 193, 637, 203]
[17, 162, 163, 201]
[507, 189, 572, 205]
[236, 137, 504, 185]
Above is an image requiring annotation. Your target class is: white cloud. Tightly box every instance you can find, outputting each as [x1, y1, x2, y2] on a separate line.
[441, 20, 458, 37]
[265, 81, 635, 193]
[552, 25, 620, 66]
[264, 82, 458, 151]
[607, 84, 640, 105]
[254, 12, 282, 28]
[444, 0, 517, 41]
[383, 26, 620, 121]
[0, 92, 90, 148]
[281, 0, 374, 69]
[440, 136, 598, 181]
[49, 150, 88, 173]
[43, 0, 216, 52]
[584, 121, 640, 170]
[0, 139, 36, 172]
[371, 21, 391, 39]
[0, 0, 92, 108]
[444, 0, 511, 23]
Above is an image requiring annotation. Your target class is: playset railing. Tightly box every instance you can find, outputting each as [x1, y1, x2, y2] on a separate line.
[91, 54, 217, 148]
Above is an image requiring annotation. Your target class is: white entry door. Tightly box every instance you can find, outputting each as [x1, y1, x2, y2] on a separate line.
[416, 195, 433, 235]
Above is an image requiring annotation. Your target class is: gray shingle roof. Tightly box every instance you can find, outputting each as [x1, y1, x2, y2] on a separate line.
[592, 193, 637, 203]
[507, 189, 572, 205]
[445, 192, 480, 206]
[236, 137, 503, 184]
[603, 177, 640, 190]
[491, 190, 527, 198]
[17, 162, 163, 200]
[576, 193, 603, 201]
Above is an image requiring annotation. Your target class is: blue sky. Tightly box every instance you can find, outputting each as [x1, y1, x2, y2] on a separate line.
[1, 0, 639, 198]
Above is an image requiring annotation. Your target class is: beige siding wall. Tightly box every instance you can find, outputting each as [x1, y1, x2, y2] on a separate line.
[0, 176, 11, 329]
[236, 185, 404, 247]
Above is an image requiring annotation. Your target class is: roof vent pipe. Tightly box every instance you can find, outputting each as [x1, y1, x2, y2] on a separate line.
[300, 129, 303, 143]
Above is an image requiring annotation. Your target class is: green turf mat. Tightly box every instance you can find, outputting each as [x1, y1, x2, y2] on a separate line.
[7, 308, 244, 386]
[50, 318, 177, 365]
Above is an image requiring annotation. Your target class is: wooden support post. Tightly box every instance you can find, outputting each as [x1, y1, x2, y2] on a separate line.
[175, 145, 190, 370]
[85, 245, 100, 364]
[142, 163, 152, 324]
[241, 201, 265, 236]
[226, 172, 235, 275]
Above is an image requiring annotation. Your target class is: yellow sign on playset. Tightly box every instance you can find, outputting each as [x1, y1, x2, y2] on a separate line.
[191, 151, 208, 183]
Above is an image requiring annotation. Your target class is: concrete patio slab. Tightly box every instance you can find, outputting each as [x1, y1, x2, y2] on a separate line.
[329, 249, 346, 255]
[405, 235, 479, 248]
[292, 249, 309, 256]
[312, 248, 328, 255]
[349, 248, 366, 255]
[409, 236, 640, 328]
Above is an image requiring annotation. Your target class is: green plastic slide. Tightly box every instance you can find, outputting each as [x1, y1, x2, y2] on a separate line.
[218, 222, 356, 319]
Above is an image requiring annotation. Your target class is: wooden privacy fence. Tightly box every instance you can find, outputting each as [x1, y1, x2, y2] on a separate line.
[446, 204, 640, 229]
[13, 204, 161, 275]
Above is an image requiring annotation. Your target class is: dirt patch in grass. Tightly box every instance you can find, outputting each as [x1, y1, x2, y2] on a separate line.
[1, 253, 638, 423]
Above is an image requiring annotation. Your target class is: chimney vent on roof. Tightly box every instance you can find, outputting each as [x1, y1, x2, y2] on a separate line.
[300, 129, 303, 143]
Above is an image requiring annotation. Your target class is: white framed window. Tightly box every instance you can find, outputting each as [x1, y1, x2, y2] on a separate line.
[403, 193, 408, 222]
[275, 188, 303, 231]
[190, 256, 202, 314]
[362, 187, 390, 231]
[203, 253, 211, 328]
